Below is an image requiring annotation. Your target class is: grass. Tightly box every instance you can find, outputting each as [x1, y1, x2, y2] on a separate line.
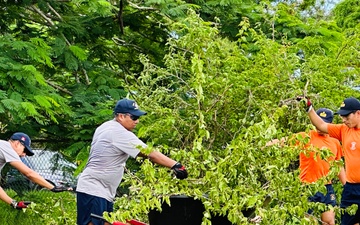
[1, 189, 77, 225]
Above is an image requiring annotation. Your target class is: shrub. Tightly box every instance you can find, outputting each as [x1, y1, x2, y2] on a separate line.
[1, 189, 76, 225]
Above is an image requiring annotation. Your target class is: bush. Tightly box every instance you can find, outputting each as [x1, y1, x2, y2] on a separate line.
[0, 189, 76, 225]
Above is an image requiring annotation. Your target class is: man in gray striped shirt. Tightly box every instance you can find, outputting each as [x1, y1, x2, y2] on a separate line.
[76, 98, 188, 225]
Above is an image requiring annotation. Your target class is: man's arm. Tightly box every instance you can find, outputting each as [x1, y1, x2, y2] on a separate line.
[9, 161, 55, 190]
[137, 151, 188, 179]
[297, 96, 329, 133]
[338, 166, 346, 185]
[308, 108, 329, 133]
[0, 186, 13, 204]
[138, 151, 177, 168]
[265, 137, 287, 147]
[0, 186, 30, 209]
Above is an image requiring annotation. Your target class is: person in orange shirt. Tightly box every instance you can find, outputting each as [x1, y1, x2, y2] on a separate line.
[268, 108, 346, 225]
[298, 108, 346, 225]
[298, 96, 360, 225]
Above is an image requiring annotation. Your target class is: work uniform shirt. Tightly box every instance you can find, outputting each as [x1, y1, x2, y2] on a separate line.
[328, 124, 360, 183]
[0, 140, 21, 172]
[76, 119, 147, 202]
[296, 130, 342, 183]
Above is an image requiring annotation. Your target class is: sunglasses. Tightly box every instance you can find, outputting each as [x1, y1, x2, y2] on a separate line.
[127, 114, 140, 121]
[18, 141, 27, 152]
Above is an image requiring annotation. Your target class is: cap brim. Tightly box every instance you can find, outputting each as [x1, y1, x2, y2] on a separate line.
[321, 118, 332, 123]
[25, 146, 34, 156]
[130, 110, 147, 117]
[335, 109, 354, 116]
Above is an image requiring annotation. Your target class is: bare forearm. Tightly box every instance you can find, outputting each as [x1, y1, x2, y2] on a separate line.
[265, 137, 287, 147]
[10, 161, 55, 190]
[148, 151, 177, 168]
[0, 187, 13, 204]
[338, 167, 346, 185]
[26, 171, 55, 190]
[308, 108, 329, 133]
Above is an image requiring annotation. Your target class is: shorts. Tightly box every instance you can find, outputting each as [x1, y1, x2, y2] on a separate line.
[340, 182, 360, 225]
[76, 192, 114, 225]
[307, 184, 336, 214]
[308, 184, 336, 206]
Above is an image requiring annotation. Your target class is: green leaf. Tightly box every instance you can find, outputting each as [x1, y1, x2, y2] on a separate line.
[64, 51, 79, 70]
[33, 95, 53, 109]
[69, 45, 87, 61]
[21, 102, 39, 116]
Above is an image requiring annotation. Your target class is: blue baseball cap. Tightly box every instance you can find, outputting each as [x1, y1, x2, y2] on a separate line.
[316, 108, 334, 123]
[335, 97, 360, 116]
[10, 132, 34, 156]
[114, 98, 146, 117]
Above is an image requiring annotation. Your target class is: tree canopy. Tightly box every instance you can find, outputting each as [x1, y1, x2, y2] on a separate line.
[0, 0, 359, 224]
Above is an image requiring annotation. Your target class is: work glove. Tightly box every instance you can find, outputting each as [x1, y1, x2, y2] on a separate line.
[112, 222, 127, 225]
[10, 200, 31, 210]
[126, 219, 148, 225]
[51, 186, 72, 192]
[296, 96, 312, 112]
[171, 162, 188, 180]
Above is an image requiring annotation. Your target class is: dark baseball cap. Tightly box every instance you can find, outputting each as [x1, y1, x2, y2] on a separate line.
[114, 98, 146, 117]
[335, 97, 360, 116]
[316, 108, 333, 123]
[10, 132, 34, 156]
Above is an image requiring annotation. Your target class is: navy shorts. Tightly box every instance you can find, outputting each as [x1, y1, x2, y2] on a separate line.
[341, 182, 360, 225]
[76, 192, 114, 225]
[308, 184, 337, 206]
[307, 184, 336, 214]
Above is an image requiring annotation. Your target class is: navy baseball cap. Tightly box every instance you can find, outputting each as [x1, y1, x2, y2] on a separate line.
[114, 98, 146, 117]
[10, 132, 34, 156]
[335, 97, 360, 116]
[316, 108, 334, 123]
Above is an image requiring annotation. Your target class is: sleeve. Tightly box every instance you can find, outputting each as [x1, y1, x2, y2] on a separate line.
[327, 124, 343, 141]
[2, 146, 21, 163]
[113, 131, 147, 158]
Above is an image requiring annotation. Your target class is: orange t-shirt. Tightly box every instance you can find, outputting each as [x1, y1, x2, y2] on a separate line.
[295, 130, 342, 183]
[328, 124, 360, 183]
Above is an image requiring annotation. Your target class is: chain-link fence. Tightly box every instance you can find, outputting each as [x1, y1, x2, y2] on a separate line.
[1, 149, 77, 197]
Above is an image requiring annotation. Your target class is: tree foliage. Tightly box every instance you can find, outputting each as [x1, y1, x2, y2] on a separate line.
[0, 0, 359, 224]
[333, 0, 360, 29]
[107, 9, 360, 225]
